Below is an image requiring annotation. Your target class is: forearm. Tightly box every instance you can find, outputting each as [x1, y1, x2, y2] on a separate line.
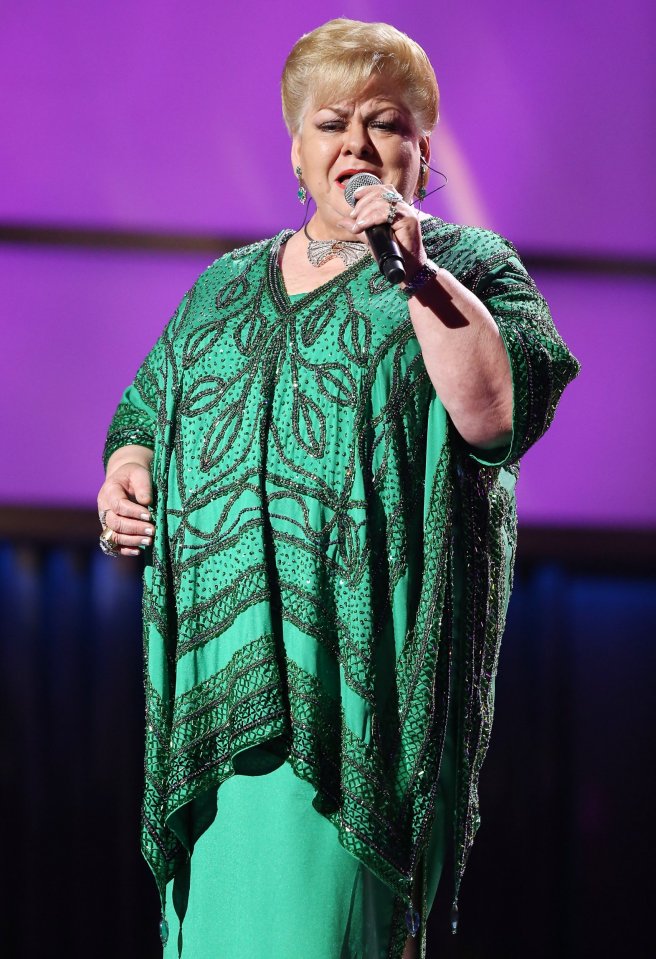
[105, 444, 154, 478]
[406, 264, 513, 449]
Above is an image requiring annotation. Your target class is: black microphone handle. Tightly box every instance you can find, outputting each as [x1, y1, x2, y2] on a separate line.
[365, 223, 406, 285]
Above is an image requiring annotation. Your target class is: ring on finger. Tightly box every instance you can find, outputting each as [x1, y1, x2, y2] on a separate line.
[99, 526, 119, 557]
[382, 189, 402, 202]
[98, 508, 109, 528]
[386, 201, 399, 225]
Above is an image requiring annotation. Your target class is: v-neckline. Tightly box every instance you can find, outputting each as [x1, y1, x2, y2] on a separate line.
[266, 217, 446, 314]
[266, 229, 374, 314]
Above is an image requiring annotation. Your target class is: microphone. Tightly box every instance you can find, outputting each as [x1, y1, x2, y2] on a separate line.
[344, 173, 406, 285]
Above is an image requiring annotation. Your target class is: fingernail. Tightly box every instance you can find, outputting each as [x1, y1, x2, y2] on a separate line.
[130, 549, 141, 556]
[143, 527, 153, 535]
[356, 219, 366, 227]
[141, 538, 151, 545]
[140, 513, 150, 521]
[349, 209, 357, 217]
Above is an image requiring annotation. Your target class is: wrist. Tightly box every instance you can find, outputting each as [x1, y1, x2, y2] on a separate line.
[106, 445, 153, 478]
[399, 260, 440, 299]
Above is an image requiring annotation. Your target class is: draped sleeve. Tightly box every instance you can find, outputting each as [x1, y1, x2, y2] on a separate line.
[418, 221, 580, 932]
[102, 292, 191, 467]
[460, 239, 580, 467]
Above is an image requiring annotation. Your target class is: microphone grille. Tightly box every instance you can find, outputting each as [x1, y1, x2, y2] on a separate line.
[344, 172, 381, 208]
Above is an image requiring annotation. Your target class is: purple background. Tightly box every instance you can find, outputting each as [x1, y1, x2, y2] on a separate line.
[1, 1, 654, 524]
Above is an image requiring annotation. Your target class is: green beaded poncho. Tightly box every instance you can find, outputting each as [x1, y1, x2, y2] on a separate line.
[104, 217, 579, 953]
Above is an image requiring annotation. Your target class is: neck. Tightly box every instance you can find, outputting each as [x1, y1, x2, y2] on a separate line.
[306, 212, 365, 244]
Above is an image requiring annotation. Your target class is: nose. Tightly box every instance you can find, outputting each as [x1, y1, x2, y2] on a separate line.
[342, 119, 374, 157]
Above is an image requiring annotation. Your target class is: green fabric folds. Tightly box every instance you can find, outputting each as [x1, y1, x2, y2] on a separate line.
[104, 218, 579, 947]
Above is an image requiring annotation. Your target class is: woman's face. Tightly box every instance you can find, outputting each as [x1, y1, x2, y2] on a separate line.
[292, 78, 429, 235]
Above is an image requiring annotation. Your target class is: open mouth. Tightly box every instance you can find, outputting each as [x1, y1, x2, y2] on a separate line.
[336, 170, 377, 189]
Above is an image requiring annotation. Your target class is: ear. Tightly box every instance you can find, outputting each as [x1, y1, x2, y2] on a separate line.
[420, 135, 431, 167]
[291, 135, 301, 173]
[413, 135, 431, 201]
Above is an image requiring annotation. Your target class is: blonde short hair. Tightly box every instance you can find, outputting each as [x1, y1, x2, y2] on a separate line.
[281, 19, 439, 136]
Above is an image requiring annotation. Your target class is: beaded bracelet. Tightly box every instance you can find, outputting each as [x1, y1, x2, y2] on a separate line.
[399, 260, 439, 299]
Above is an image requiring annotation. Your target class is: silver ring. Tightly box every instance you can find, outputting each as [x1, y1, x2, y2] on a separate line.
[98, 508, 109, 528]
[386, 202, 398, 225]
[382, 189, 402, 202]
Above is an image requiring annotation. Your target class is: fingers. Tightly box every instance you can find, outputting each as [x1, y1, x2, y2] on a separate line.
[100, 492, 154, 527]
[119, 547, 144, 558]
[111, 529, 154, 550]
[111, 496, 152, 521]
[131, 472, 153, 507]
[97, 522, 148, 559]
[335, 184, 426, 267]
[99, 476, 154, 521]
[346, 203, 408, 232]
[98, 473, 155, 560]
[103, 510, 154, 539]
[336, 202, 411, 235]
[351, 183, 401, 214]
[338, 183, 414, 234]
[101, 462, 153, 511]
[99, 522, 153, 558]
[98, 495, 154, 543]
[98, 462, 155, 559]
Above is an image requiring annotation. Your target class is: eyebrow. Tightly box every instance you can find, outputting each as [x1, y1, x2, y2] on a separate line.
[315, 100, 404, 118]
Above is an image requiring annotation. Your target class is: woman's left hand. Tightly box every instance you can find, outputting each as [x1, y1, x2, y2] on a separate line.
[335, 183, 427, 272]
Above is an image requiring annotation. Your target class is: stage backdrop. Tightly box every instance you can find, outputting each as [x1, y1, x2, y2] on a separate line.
[1, 0, 654, 525]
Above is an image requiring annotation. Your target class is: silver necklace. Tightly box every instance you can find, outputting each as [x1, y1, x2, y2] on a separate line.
[303, 223, 370, 268]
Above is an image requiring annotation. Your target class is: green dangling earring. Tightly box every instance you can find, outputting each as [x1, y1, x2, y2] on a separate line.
[417, 159, 428, 202]
[295, 166, 307, 205]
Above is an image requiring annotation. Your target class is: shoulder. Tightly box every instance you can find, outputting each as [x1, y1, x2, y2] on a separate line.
[421, 217, 523, 286]
[196, 232, 283, 288]
[170, 231, 288, 335]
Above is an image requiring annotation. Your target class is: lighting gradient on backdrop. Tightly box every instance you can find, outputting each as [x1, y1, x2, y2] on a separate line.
[1, 1, 654, 524]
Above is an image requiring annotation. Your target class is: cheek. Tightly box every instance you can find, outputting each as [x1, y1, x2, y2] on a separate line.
[302, 144, 339, 184]
[394, 142, 420, 186]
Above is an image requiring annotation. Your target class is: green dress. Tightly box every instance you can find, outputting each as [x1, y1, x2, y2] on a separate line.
[104, 217, 579, 958]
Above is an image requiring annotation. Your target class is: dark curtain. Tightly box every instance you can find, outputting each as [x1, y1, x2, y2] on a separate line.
[1, 538, 654, 958]
[0, 543, 158, 958]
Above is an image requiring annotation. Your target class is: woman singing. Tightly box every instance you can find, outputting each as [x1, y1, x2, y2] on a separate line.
[97, 18, 579, 959]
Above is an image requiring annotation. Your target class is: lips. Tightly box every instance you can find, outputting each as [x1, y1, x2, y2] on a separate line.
[335, 168, 379, 189]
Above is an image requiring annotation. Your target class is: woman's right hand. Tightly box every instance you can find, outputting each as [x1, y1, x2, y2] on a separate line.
[97, 445, 155, 557]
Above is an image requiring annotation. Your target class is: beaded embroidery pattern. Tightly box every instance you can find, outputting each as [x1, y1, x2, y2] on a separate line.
[104, 218, 579, 958]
